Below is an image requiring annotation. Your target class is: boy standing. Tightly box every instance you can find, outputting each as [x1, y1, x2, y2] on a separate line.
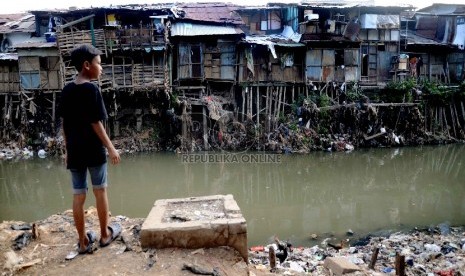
[59, 44, 121, 254]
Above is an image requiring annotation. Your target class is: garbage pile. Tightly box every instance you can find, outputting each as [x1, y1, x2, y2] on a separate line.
[248, 223, 465, 275]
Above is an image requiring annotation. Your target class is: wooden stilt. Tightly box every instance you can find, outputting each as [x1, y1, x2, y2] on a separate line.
[461, 101, 465, 122]
[449, 104, 457, 137]
[453, 103, 462, 135]
[256, 86, 260, 125]
[443, 107, 450, 137]
[281, 87, 284, 116]
[52, 91, 56, 133]
[292, 85, 295, 103]
[266, 86, 270, 133]
[242, 87, 245, 121]
[248, 86, 252, 119]
[203, 106, 209, 150]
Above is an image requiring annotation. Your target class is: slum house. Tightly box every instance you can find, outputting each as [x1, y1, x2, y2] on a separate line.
[0, 13, 52, 142]
[235, 5, 306, 132]
[299, 2, 409, 89]
[168, 3, 245, 150]
[28, 5, 174, 140]
[400, 4, 465, 84]
[400, 4, 465, 141]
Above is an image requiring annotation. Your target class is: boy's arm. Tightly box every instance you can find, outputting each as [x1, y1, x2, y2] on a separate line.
[91, 121, 121, 165]
[61, 120, 67, 165]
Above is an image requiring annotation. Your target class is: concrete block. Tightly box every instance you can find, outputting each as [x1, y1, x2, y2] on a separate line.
[324, 257, 361, 275]
[141, 194, 248, 262]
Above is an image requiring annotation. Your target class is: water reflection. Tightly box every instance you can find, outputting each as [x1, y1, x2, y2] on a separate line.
[0, 145, 464, 246]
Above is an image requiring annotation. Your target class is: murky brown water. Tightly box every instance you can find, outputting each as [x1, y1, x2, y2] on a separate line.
[1, 145, 464, 247]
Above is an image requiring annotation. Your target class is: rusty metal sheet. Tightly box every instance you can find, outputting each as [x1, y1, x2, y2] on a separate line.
[322, 66, 334, 82]
[322, 50, 334, 66]
[179, 3, 244, 24]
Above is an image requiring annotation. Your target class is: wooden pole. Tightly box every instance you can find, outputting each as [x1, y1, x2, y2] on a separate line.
[449, 104, 457, 137]
[242, 87, 245, 121]
[461, 101, 465, 122]
[282, 87, 284, 115]
[266, 86, 270, 133]
[203, 106, 209, 150]
[395, 253, 405, 276]
[292, 85, 295, 103]
[443, 107, 450, 137]
[453, 103, 462, 135]
[256, 86, 260, 125]
[248, 86, 252, 119]
[52, 91, 56, 133]
[368, 247, 379, 270]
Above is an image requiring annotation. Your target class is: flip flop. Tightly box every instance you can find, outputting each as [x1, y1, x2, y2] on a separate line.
[77, 230, 96, 254]
[66, 231, 96, 260]
[99, 223, 121, 247]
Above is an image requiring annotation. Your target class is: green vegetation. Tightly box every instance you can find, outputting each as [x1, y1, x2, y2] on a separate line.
[380, 78, 416, 103]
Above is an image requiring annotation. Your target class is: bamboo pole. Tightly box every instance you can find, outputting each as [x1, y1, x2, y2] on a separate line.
[453, 103, 462, 134]
[248, 86, 252, 119]
[461, 101, 465, 122]
[430, 107, 434, 133]
[449, 104, 457, 137]
[2, 94, 8, 138]
[242, 87, 245, 121]
[443, 107, 450, 137]
[266, 86, 270, 133]
[52, 91, 56, 133]
[256, 86, 260, 125]
[276, 87, 282, 120]
[282, 87, 287, 115]
[292, 85, 295, 103]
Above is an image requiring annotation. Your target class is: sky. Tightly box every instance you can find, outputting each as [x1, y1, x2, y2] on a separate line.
[1, 0, 464, 14]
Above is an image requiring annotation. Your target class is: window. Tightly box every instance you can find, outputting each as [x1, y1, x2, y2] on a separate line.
[20, 71, 40, 89]
[178, 44, 203, 79]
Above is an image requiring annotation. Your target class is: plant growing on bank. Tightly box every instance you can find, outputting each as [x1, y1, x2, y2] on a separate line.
[345, 81, 365, 102]
[381, 78, 416, 102]
[317, 93, 331, 134]
[419, 80, 454, 106]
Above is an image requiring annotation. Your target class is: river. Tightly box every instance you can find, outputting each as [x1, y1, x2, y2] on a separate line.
[1, 144, 464, 247]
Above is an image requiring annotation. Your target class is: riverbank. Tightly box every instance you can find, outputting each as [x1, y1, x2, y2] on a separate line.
[1, 207, 464, 275]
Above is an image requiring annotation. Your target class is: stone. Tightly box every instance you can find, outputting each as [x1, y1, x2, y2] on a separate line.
[323, 257, 361, 275]
[140, 194, 248, 262]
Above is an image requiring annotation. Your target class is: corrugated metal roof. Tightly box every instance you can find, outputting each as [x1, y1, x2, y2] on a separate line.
[178, 3, 244, 24]
[417, 4, 465, 15]
[0, 53, 18, 60]
[14, 41, 56, 49]
[0, 14, 35, 34]
[171, 22, 243, 36]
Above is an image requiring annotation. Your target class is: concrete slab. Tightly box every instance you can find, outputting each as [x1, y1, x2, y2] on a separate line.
[140, 194, 248, 262]
[324, 257, 361, 275]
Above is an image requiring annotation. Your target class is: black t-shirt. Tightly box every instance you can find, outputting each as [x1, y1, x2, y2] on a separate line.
[58, 82, 108, 169]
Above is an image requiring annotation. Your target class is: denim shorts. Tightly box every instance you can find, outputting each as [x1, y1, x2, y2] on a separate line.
[70, 163, 108, 194]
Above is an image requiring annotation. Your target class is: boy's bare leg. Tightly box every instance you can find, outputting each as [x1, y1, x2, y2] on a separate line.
[73, 193, 88, 250]
[93, 187, 110, 242]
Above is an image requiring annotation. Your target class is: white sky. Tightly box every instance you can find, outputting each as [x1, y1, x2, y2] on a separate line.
[1, 0, 464, 14]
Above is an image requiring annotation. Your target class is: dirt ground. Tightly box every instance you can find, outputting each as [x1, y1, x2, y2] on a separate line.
[0, 207, 293, 276]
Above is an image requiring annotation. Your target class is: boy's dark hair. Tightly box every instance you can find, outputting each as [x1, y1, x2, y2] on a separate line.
[70, 44, 102, 72]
